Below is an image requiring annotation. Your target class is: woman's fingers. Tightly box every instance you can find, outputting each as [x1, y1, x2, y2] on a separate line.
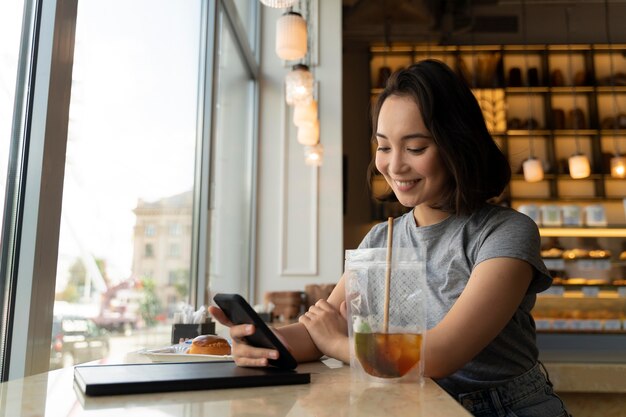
[229, 323, 255, 341]
[208, 306, 233, 326]
[227, 323, 279, 367]
[232, 341, 278, 367]
[304, 299, 337, 318]
[208, 306, 283, 368]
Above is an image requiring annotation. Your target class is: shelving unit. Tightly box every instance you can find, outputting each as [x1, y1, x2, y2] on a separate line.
[368, 43, 626, 220]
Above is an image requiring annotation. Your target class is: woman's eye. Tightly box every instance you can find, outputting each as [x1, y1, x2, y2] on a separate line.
[377, 146, 390, 152]
[408, 147, 427, 154]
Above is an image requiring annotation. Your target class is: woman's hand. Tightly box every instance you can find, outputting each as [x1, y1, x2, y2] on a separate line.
[208, 306, 283, 367]
[298, 299, 350, 362]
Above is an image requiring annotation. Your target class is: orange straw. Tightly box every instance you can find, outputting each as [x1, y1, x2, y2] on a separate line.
[383, 217, 393, 333]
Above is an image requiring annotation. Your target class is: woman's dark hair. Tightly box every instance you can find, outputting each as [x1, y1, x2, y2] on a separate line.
[369, 59, 511, 215]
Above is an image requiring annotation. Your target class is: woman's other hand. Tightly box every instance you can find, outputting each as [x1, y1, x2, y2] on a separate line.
[208, 305, 282, 367]
[298, 299, 350, 362]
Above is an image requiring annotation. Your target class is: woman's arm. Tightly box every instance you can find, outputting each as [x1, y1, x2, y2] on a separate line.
[423, 257, 533, 379]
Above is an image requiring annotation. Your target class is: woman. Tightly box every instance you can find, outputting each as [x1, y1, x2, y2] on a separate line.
[210, 60, 570, 417]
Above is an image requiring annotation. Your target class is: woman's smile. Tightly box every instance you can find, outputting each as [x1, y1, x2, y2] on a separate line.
[393, 178, 421, 192]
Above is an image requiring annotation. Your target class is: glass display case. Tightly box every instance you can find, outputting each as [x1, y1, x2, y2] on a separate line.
[534, 227, 626, 362]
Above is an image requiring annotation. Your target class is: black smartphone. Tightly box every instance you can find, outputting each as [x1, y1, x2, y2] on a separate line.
[213, 293, 298, 370]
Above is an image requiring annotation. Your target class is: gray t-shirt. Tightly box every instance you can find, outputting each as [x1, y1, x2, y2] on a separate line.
[358, 204, 552, 396]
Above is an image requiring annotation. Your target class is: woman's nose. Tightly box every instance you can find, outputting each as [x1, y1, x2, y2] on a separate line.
[388, 151, 408, 174]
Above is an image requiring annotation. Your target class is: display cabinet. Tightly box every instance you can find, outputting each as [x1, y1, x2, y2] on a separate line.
[534, 226, 626, 362]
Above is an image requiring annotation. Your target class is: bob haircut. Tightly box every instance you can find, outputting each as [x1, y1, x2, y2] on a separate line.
[369, 59, 511, 215]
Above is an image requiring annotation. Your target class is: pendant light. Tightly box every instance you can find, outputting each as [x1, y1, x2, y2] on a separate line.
[521, 0, 544, 183]
[285, 64, 313, 105]
[260, 0, 297, 8]
[297, 119, 319, 146]
[569, 154, 591, 179]
[304, 143, 324, 166]
[603, 0, 626, 178]
[564, 8, 591, 179]
[276, 11, 307, 61]
[523, 158, 545, 182]
[293, 99, 318, 128]
[611, 156, 626, 178]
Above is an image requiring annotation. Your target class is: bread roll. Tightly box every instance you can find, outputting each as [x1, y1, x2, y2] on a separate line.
[187, 335, 231, 355]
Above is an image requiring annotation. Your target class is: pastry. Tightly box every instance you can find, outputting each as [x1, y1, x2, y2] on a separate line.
[541, 248, 564, 259]
[563, 248, 589, 260]
[589, 249, 611, 259]
[187, 335, 231, 355]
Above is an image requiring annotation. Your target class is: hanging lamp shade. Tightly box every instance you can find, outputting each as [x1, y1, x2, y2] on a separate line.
[285, 64, 313, 106]
[293, 99, 318, 127]
[297, 119, 319, 146]
[304, 143, 324, 166]
[276, 11, 307, 61]
[523, 157, 544, 182]
[611, 155, 626, 178]
[568, 154, 591, 179]
[260, 0, 297, 8]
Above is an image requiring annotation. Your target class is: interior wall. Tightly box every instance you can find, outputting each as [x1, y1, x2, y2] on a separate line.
[255, 2, 343, 303]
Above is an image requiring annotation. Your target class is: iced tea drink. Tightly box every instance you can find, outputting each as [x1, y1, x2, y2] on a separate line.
[354, 332, 422, 378]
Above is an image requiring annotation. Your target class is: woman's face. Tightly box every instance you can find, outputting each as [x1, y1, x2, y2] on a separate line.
[375, 95, 450, 209]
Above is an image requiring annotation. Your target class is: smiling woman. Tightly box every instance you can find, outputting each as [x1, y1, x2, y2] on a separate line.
[210, 60, 571, 417]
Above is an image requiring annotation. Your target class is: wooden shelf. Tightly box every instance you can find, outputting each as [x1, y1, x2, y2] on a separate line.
[539, 227, 626, 238]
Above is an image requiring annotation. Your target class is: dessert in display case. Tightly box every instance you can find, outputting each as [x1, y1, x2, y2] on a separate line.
[533, 225, 626, 362]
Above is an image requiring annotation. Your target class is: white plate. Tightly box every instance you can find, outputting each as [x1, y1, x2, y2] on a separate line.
[139, 344, 233, 363]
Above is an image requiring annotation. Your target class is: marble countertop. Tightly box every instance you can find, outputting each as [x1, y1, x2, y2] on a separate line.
[0, 358, 471, 417]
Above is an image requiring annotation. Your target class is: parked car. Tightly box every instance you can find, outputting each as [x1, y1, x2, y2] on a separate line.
[49, 316, 110, 370]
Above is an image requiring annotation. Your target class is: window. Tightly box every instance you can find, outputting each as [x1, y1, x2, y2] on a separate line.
[144, 244, 154, 258]
[145, 224, 156, 237]
[207, 8, 257, 297]
[0, 0, 28, 379]
[51, 0, 202, 370]
[168, 243, 181, 258]
[2, 0, 259, 379]
[168, 223, 181, 236]
[0, 0, 25, 230]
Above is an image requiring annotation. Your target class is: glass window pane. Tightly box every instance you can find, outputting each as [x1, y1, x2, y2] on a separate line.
[0, 0, 25, 234]
[233, 0, 255, 48]
[51, 0, 202, 369]
[208, 13, 254, 297]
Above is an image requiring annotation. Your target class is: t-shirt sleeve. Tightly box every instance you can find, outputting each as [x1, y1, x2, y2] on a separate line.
[474, 210, 552, 294]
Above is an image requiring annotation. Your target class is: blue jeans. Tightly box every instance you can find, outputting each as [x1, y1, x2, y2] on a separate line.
[457, 363, 571, 417]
